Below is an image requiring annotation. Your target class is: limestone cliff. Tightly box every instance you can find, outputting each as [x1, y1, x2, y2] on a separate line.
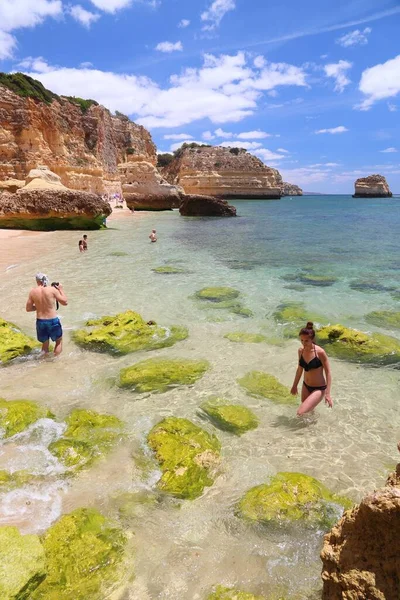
[281, 182, 303, 196]
[163, 146, 283, 199]
[353, 174, 392, 198]
[0, 74, 156, 194]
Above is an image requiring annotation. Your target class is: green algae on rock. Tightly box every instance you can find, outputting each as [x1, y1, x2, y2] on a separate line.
[147, 417, 221, 499]
[201, 399, 259, 435]
[238, 372, 296, 405]
[0, 398, 54, 439]
[237, 472, 351, 529]
[72, 310, 188, 355]
[0, 318, 39, 364]
[365, 310, 400, 330]
[224, 332, 266, 344]
[49, 409, 124, 471]
[195, 287, 240, 302]
[207, 585, 265, 599]
[272, 302, 327, 338]
[31, 508, 127, 600]
[119, 358, 209, 393]
[152, 266, 187, 274]
[317, 324, 400, 366]
[0, 470, 36, 491]
[0, 526, 46, 599]
[281, 272, 337, 287]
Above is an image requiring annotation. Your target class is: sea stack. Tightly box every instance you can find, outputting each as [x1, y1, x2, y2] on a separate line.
[353, 174, 392, 198]
[281, 182, 303, 196]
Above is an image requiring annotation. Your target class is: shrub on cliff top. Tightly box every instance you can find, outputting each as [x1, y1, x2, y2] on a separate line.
[157, 153, 174, 167]
[0, 72, 59, 104]
[62, 96, 99, 113]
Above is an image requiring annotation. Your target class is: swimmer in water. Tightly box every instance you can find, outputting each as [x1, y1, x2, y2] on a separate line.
[290, 321, 333, 416]
[149, 229, 157, 243]
[78, 235, 88, 252]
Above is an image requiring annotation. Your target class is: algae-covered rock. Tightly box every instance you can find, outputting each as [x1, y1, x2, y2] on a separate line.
[207, 585, 265, 599]
[231, 306, 254, 318]
[365, 310, 400, 330]
[109, 251, 129, 257]
[237, 472, 351, 528]
[49, 409, 124, 471]
[0, 526, 46, 599]
[317, 324, 400, 366]
[195, 287, 240, 302]
[273, 302, 327, 338]
[0, 318, 39, 364]
[281, 272, 337, 287]
[201, 399, 259, 435]
[147, 417, 221, 499]
[119, 358, 209, 393]
[238, 372, 296, 405]
[152, 266, 186, 274]
[73, 310, 188, 355]
[350, 280, 396, 293]
[31, 508, 126, 600]
[0, 470, 36, 491]
[224, 332, 266, 343]
[0, 398, 54, 439]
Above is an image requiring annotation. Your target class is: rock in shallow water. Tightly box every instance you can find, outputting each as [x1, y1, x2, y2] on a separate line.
[147, 417, 220, 499]
[0, 318, 39, 364]
[201, 399, 259, 435]
[0, 398, 54, 439]
[119, 358, 209, 393]
[365, 310, 400, 330]
[272, 302, 327, 338]
[207, 585, 265, 599]
[179, 194, 237, 217]
[238, 372, 296, 405]
[224, 332, 267, 344]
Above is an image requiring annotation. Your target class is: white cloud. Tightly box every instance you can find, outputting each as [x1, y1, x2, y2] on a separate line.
[267, 89, 278, 97]
[220, 141, 263, 150]
[336, 27, 371, 47]
[163, 133, 194, 140]
[254, 148, 286, 162]
[315, 126, 348, 135]
[324, 60, 352, 93]
[380, 147, 397, 153]
[89, 0, 132, 12]
[201, 0, 235, 31]
[237, 130, 272, 139]
[69, 5, 100, 27]
[0, 30, 16, 59]
[17, 56, 53, 72]
[253, 61, 307, 90]
[357, 55, 400, 110]
[215, 128, 233, 138]
[178, 19, 190, 28]
[202, 131, 215, 140]
[80, 61, 94, 68]
[324, 162, 340, 167]
[277, 148, 289, 153]
[388, 103, 397, 112]
[253, 55, 265, 69]
[155, 41, 183, 53]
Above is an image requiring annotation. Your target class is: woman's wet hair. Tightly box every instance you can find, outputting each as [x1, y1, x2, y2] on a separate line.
[299, 321, 316, 339]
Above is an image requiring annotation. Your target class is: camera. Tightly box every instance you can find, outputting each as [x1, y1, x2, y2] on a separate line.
[51, 282, 59, 288]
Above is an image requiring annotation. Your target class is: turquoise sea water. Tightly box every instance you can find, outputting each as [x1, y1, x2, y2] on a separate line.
[0, 195, 399, 599]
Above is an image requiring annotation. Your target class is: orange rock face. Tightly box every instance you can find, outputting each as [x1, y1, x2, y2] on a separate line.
[0, 86, 156, 193]
[321, 465, 400, 600]
[353, 174, 392, 198]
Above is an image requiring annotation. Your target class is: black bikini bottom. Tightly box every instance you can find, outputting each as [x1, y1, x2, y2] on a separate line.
[303, 382, 327, 393]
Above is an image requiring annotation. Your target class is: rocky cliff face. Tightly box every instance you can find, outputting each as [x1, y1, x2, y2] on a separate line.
[353, 174, 392, 198]
[163, 146, 283, 199]
[281, 182, 303, 196]
[321, 461, 400, 599]
[0, 81, 156, 194]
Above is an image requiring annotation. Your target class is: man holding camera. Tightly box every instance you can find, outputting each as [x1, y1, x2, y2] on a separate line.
[26, 273, 68, 356]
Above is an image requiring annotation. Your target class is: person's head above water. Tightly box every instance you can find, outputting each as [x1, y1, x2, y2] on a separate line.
[152, 229, 156, 233]
[299, 321, 315, 346]
[83, 235, 87, 240]
[35, 272, 49, 287]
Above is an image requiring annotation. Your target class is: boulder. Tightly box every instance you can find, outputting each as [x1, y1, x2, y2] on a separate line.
[0, 178, 25, 193]
[25, 165, 66, 189]
[353, 174, 392, 198]
[201, 399, 259, 435]
[0, 318, 40, 364]
[0, 398, 54, 438]
[0, 527, 46, 599]
[147, 417, 220, 499]
[73, 310, 188, 355]
[119, 358, 209, 393]
[238, 372, 296, 405]
[179, 194, 237, 217]
[0, 189, 111, 230]
[207, 586, 265, 599]
[237, 472, 351, 528]
[321, 463, 400, 600]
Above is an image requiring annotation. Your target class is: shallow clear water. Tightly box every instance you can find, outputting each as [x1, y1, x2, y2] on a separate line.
[1, 196, 399, 599]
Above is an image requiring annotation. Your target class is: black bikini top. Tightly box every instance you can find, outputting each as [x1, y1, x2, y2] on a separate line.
[299, 344, 323, 371]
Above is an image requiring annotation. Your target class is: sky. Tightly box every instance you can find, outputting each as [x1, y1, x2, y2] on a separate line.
[1, 0, 400, 193]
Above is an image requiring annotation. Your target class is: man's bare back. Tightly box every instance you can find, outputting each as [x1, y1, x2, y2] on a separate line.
[27, 286, 60, 319]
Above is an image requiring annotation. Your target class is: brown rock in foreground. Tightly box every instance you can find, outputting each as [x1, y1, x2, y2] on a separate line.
[321, 462, 400, 600]
[0, 188, 111, 230]
[353, 174, 392, 198]
[179, 194, 237, 217]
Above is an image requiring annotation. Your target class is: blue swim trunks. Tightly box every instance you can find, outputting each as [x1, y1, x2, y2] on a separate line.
[36, 318, 63, 343]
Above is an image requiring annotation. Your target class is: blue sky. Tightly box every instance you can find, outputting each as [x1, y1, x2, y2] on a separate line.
[1, 0, 400, 193]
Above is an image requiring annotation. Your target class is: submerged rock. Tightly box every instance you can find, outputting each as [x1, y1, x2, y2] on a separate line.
[0, 318, 39, 364]
[318, 324, 400, 366]
[0, 398, 54, 439]
[273, 302, 327, 338]
[179, 194, 237, 217]
[196, 287, 240, 302]
[207, 585, 265, 599]
[321, 464, 400, 599]
[152, 266, 187, 274]
[365, 310, 400, 330]
[119, 358, 209, 393]
[31, 508, 127, 599]
[281, 272, 337, 287]
[73, 310, 188, 355]
[49, 409, 124, 471]
[0, 526, 46, 599]
[238, 372, 296, 405]
[238, 472, 351, 528]
[224, 332, 266, 343]
[350, 280, 396, 293]
[353, 174, 392, 198]
[147, 417, 221, 499]
[201, 399, 259, 435]
[0, 469, 36, 490]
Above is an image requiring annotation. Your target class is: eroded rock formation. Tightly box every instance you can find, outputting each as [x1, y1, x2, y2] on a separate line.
[321, 460, 400, 600]
[281, 182, 303, 196]
[353, 175, 392, 198]
[163, 146, 283, 199]
[179, 194, 237, 216]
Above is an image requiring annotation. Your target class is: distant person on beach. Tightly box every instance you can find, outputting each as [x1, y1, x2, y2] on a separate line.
[78, 235, 88, 252]
[26, 273, 68, 356]
[290, 321, 332, 416]
[149, 229, 157, 243]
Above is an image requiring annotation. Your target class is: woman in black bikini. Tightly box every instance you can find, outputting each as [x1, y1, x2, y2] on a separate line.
[290, 321, 333, 416]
